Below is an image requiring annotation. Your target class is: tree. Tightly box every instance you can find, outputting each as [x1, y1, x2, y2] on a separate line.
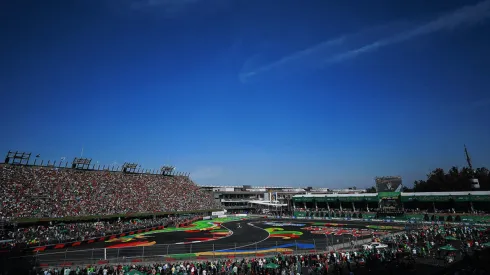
[408, 166, 490, 192]
[402, 186, 413, 192]
[366, 186, 377, 193]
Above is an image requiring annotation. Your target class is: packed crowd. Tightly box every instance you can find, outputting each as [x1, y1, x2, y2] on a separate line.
[0, 165, 220, 219]
[381, 224, 489, 260]
[33, 247, 489, 275]
[7, 215, 200, 246]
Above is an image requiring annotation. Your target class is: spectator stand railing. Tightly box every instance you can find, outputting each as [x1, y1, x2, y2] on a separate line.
[258, 214, 490, 227]
[2, 152, 189, 177]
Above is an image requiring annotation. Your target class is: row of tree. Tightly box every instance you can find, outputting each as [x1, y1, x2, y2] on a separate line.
[366, 166, 490, 192]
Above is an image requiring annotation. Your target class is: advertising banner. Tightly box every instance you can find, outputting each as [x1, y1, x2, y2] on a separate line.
[212, 211, 226, 216]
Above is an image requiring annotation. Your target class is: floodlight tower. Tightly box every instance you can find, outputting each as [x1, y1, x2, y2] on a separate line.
[464, 145, 480, 190]
[72, 157, 92, 170]
[161, 165, 175, 176]
[4, 151, 31, 165]
[122, 162, 139, 173]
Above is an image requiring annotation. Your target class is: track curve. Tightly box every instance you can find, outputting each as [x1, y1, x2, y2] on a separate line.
[31, 218, 404, 266]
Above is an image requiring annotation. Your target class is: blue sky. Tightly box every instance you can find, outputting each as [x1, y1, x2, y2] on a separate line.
[1, 0, 490, 188]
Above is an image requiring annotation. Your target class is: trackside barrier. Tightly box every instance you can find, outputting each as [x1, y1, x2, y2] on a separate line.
[257, 215, 490, 227]
[27, 216, 204, 253]
[33, 230, 405, 268]
[27, 225, 166, 253]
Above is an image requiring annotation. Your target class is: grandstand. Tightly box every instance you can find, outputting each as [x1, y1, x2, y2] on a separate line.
[292, 191, 490, 222]
[0, 151, 220, 222]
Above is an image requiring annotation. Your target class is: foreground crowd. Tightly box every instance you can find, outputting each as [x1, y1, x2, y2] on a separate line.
[34, 249, 489, 275]
[6, 215, 200, 246]
[0, 165, 219, 219]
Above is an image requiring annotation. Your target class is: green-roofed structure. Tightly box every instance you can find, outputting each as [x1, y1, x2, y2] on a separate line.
[291, 191, 490, 223]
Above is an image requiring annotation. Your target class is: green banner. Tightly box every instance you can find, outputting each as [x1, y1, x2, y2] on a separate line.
[314, 197, 337, 202]
[472, 195, 490, 202]
[364, 196, 379, 202]
[340, 196, 378, 202]
[293, 197, 314, 202]
[402, 196, 449, 202]
[401, 194, 490, 202]
[294, 211, 306, 217]
[452, 195, 470, 202]
[378, 192, 400, 199]
[295, 196, 379, 203]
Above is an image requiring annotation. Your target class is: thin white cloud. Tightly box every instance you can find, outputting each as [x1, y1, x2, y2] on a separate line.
[241, 0, 490, 82]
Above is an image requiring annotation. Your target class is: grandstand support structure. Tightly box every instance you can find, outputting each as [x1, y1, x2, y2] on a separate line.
[4, 151, 31, 165]
[72, 157, 92, 170]
[123, 162, 138, 173]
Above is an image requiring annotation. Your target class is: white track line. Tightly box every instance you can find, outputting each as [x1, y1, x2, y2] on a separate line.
[216, 222, 270, 251]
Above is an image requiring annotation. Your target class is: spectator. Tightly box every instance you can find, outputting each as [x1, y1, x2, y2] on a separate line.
[0, 165, 219, 219]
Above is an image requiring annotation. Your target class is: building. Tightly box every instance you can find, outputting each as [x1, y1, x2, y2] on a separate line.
[199, 185, 367, 212]
[291, 191, 490, 222]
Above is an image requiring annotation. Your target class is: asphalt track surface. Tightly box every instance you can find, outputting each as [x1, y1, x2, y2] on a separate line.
[32, 219, 404, 266]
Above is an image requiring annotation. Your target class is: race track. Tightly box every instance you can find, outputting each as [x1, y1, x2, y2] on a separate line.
[31, 218, 404, 266]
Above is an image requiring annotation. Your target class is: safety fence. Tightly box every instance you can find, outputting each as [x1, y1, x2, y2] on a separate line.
[26, 217, 205, 253]
[32, 235, 377, 268]
[262, 215, 490, 227]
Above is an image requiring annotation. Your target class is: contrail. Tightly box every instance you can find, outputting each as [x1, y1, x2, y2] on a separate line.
[239, 37, 345, 82]
[240, 0, 490, 82]
[326, 0, 490, 64]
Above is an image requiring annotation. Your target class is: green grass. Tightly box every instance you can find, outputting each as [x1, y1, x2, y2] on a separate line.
[166, 253, 197, 259]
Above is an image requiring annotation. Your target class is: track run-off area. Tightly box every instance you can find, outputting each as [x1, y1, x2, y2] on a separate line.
[30, 216, 406, 267]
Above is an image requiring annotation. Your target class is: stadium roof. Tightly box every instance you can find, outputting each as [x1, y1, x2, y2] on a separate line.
[400, 191, 490, 196]
[248, 200, 288, 207]
[292, 191, 490, 202]
[199, 185, 296, 189]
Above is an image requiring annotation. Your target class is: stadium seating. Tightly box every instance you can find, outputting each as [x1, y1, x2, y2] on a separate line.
[0, 164, 219, 219]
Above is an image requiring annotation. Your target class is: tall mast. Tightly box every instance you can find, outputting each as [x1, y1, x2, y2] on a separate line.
[465, 144, 480, 191]
[464, 144, 473, 170]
